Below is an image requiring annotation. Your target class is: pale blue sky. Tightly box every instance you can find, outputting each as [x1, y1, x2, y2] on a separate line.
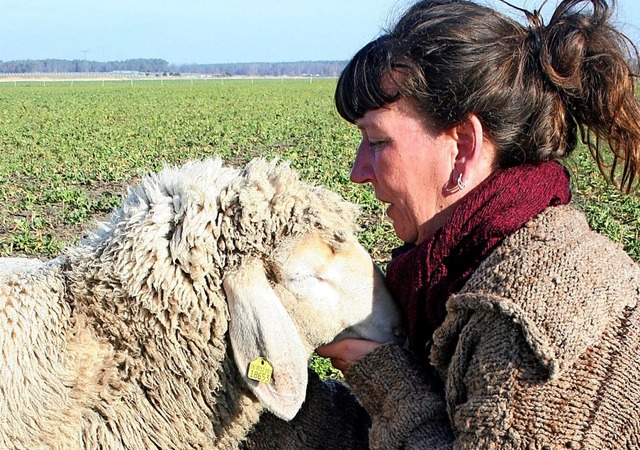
[1, 0, 639, 64]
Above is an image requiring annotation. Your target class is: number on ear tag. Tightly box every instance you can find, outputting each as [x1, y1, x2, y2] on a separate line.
[248, 357, 273, 383]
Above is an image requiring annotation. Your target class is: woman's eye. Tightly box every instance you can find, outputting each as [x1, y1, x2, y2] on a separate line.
[368, 140, 386, 149]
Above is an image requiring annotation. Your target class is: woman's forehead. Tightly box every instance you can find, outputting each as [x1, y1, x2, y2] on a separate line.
[355, 103, 400, 128]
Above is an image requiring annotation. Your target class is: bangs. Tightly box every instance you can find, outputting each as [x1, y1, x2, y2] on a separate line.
[335, 36, 401, 123]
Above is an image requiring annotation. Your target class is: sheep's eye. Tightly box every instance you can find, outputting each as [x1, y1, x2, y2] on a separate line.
[289, 272, 312, 282]
[333, 231, 347, 243]
[290, 272, 325, 283]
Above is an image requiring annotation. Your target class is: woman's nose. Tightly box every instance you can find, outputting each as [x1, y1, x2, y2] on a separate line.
[350, 145, 372, 184]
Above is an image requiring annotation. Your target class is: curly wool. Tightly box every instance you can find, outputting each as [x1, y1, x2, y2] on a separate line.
[1, 157, 362, 450]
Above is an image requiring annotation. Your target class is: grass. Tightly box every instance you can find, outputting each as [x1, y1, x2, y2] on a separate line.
[0, 78, 399, 262]
[567, 148, 640, 261]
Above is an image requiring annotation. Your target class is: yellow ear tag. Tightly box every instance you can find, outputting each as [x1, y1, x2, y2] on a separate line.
[248, 357, 273, 383]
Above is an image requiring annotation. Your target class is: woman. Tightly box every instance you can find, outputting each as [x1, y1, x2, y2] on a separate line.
[245, 0, 640, 448]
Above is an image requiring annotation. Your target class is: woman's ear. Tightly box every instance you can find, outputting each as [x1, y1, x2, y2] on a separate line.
[451, 114, 495, 189]
[454, 114, 484, 166]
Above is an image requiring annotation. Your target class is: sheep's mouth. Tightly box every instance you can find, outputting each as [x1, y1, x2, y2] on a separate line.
[331, 324, 406, 345]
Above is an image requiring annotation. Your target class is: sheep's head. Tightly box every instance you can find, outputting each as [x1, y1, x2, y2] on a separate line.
[223, 231, 403, 421]
[220, 158, 404, 421]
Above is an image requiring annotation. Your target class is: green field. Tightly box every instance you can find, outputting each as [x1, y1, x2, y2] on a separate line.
[0, 78, 398, 262]
[1, 77, 640, 264]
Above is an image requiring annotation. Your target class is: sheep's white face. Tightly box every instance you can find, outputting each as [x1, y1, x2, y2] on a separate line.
[224, 231, 404, 420]
[271, 233, 404, 347]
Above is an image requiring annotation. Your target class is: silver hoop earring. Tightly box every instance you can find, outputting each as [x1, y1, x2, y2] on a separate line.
[457, 173, 467, 191]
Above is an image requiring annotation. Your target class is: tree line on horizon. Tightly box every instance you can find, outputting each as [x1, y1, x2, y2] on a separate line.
[0, 58, 348, 77]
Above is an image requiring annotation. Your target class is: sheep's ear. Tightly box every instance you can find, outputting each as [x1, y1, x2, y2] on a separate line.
[223, 258, 308, 421]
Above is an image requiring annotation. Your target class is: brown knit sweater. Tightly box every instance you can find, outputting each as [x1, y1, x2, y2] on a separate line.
[244, 205, 640, 449]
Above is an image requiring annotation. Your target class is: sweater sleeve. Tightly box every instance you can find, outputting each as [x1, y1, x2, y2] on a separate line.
[434, 309, 565, 448]
[343, 311, 564, 449]
[344, 344, 455, 450]
[432, 307, 580, 449]
[242, 369, 371, 450]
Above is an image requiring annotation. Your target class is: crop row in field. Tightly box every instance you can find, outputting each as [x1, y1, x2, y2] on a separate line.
[1, 78, 639, 264]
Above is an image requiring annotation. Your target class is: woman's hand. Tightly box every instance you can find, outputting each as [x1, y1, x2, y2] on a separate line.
[316, 339, 382, 372]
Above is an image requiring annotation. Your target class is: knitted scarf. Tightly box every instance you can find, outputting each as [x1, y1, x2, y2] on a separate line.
[385, 161, 572, 353]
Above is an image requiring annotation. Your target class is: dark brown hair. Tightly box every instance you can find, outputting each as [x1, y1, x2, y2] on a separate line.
[335, 0, 640, 192]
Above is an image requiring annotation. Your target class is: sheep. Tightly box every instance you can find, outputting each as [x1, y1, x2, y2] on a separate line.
[0, 257, 43, 275]
[0, 157, 403, 450]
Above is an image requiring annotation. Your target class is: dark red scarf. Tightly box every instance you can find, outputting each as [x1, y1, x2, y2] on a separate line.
[385, 161, 572, 353]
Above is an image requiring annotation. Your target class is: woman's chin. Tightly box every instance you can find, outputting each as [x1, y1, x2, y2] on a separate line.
[391, 223, 417, 245]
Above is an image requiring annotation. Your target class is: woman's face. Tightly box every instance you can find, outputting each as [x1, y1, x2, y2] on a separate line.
[351, 99, 459, 245]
